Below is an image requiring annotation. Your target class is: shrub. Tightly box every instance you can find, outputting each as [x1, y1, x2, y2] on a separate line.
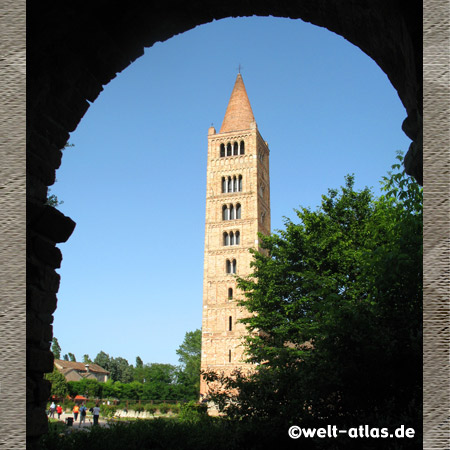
[143, 403, 158, 414]
[134, 403, 145, 413]
[100, 404, 119, 418]
[178, 401, 208, 423]
[158, 403, 171, 414]
[61, 400, 75, 413]
[169, 403, 181, 414]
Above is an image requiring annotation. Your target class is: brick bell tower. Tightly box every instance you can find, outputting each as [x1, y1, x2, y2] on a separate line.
[200, 73, 271, 396]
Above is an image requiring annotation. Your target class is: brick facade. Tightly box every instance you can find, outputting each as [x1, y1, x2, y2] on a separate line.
[200, 75, 271, 395]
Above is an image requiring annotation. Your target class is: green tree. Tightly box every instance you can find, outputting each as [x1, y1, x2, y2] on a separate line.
[45, 367, 68, 399]
[51, 337, 61, 360]
[45, 191, 63, 208]
[83, 354, 92, 364]
[94, 351, 134, 383]
[68, 352, 76, 362]
[94, 351, 111, 371]
[67, 379, 102, 398]
[112, 357, 134, 383]
[145, 363, 177, 384]
[176, 329, 202, 398]
[205, 156, 422, 435]
[101, 379, 115, 398]
[134, 356, 145, 383]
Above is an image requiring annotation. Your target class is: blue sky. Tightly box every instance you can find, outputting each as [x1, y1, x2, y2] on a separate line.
[52, 17, 411, 367]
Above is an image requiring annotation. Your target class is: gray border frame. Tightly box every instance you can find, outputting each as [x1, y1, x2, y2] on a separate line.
[0, 1, 448, 448]
[0, 1, 26, 449]
[423, 1, 450, 449]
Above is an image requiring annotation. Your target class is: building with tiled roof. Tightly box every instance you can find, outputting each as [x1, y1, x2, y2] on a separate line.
[54, 359, 109, 382]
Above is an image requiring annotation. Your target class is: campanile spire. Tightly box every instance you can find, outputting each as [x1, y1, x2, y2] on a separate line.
[220, 73, 256, 133]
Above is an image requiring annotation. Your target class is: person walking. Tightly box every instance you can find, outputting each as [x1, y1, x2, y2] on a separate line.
[56, 404, 63, 420]
[92, 403, 100, 426]
[73, 403, 79, 421]
[79, 403, 87, 424]
[49, 402, 56, 418]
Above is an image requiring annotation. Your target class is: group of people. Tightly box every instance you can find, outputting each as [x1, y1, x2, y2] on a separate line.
[48, 401, 101, 425]
[73, 402, 101, 425]
[48, 402, 63, 419]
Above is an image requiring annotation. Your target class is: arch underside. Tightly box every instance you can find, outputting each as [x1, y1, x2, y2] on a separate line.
[27, 1, 422, 445]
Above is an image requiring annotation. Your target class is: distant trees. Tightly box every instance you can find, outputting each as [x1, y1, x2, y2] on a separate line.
[93, 352, 134, 383]
[49, 329, 202, 401]
[51, 338, 61, 360]
[67, 378, 102, 399]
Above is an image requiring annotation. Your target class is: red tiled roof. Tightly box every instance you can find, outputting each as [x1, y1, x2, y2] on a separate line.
[54, 359, 109, 374]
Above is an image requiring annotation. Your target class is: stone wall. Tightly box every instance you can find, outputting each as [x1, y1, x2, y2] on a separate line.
[27, 2, 422, 447]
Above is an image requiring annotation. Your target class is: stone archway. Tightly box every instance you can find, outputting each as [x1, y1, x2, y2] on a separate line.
[27, 1, 421, 445]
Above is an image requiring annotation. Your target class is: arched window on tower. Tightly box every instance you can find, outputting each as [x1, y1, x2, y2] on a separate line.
[232, 259, 237, 274]
[220, 143, 225, 157]
[233, 142, 239, 155]
[227, 143, 232, 156]
[228, 177, 232, 193]
[222, 177, 226, 193]
[226, 259, 231, 274]
[236, 203, 241, 219]
[230, 204, 235, 220]
[229, 231, 234, 245]
[233, 176, 238, 192]
[228, 288, 233, 299]
[240, 141, 245, 155]
[238, 175, 243, 191]
[229, 349, 232, 363]
[222, 205, 228, 220]
[223, 232, 229, 246]
[235, 230, 240, 245]
[228, 316, 233, 331]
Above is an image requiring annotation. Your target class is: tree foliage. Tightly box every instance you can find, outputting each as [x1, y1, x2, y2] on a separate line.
[93, 351, 134, 383]
[45, 367, 68, 399]
[62, 330, 202, 401]
[176, 329, 202, 397]
[204, 155, 422, 436]
[51, 337, 61, 360]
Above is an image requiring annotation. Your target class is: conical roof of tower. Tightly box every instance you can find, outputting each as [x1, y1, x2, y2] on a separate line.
[220, 73, 255, 133]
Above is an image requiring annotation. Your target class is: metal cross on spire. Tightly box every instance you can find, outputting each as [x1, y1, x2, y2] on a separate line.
[237, 63, 244, 74]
